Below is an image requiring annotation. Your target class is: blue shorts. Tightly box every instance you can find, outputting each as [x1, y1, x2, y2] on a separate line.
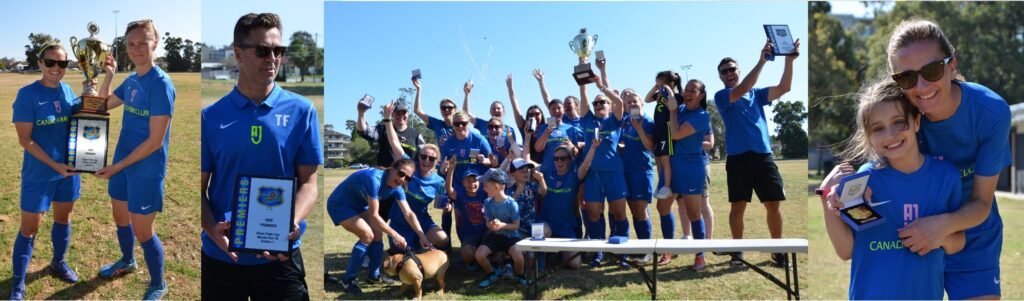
[108, 173, 164, 214]
[945, 267, 1001, 299]
[455, 222, 485, 246]
[549, 225, 579, 239]
[670, 157, 706, 196]
[327, 202, 365, 226]
[625, 171, 654, 202]
[20, 176, 80, 213]
[583, 170, 628, 202]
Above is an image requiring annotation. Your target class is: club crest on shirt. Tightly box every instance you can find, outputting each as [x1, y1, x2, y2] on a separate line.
[83, 126, 100, 140]
[460, 149, 466, 157]
[53, 101, 61, 113]
[130, 88, 138, 103]
[251, 125, 263, 145]
[257, 186, 285, 208]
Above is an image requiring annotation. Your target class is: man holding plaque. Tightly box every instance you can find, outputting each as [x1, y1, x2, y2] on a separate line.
[713, 37, 800, 268]
[94, 19, 174, 300]
[201, 13, 323, 300]
[9, 43, 82, 300]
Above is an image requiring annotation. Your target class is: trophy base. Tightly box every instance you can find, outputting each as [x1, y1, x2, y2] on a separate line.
[573, 63, 596, 85]
[78, 95, 109, 116]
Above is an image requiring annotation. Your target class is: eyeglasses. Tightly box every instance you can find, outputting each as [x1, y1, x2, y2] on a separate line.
[419, 155, 437, 162]
[488, 125, 502, 130]
[553, 156, 571, 162]
[453, 121, 469, 128]
[891, 55, 952, 89]
[440, 105, 456, 111]
[718, 67, 737, 75]
[42, 59, 69, 69]
[527, 112, 540, 118]
[238, 44, 286, 58]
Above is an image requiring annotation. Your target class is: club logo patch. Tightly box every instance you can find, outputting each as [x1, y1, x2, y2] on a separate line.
[257, 186, 285, 208]
[83, 126, 100, 140]
[251, 125, 263, 145]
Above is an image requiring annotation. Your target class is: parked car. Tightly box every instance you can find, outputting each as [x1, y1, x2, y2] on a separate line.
[348, 164, 368, 169]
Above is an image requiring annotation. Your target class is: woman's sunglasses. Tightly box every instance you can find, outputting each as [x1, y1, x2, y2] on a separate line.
[419, 155, 437, 162]
[42, 59, 70, 69]
[891, 55, 952, 89]
[453, 121, 469, 128]
[238, 44, 286, 58]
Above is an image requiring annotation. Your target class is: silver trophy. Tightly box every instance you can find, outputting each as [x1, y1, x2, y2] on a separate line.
[69, 22, 110, 114]
[569, 28, 598, 85]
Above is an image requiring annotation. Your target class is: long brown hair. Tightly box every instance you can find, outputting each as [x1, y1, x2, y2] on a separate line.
[839, 76, 921, 166]
[885, 18, 965, 82]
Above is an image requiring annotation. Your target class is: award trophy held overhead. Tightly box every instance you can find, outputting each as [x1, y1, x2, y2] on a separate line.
[569, 28, 598, 85]
[66, 22, 111, 173]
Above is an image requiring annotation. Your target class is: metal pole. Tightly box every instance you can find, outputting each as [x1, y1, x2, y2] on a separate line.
[113, 10, 119, 71]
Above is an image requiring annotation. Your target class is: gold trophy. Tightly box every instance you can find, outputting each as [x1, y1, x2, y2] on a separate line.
[69, 22, 110, 116]
[569, 28, 598, 85]
[66, 22, 111, 173]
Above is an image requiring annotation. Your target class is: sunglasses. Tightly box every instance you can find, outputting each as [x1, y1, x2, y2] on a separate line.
[891, 55, 952, 89]
[395, 170, 410, 181]
[527, 113, 540, 118]
[238, 44, 286, 58]
[453, 121, 469, 127]
[592, 100, 608, 106]
[419, 154, 437, 162]
[718, 67, 737, 75]
[553, 156, 571, 162]
[440, 105, 456, 111]
[488, 125, 502, 130]
[42, 59, 69, 69]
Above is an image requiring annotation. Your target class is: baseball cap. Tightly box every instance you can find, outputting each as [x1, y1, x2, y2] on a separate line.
[511, 158, 536, 172]
[478, 168, 509, 185]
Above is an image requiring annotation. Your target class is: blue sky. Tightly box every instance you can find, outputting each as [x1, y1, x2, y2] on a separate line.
[0, 0, 200, 59]
[325, 1, 809, 135]
[202, 0, 324, 48]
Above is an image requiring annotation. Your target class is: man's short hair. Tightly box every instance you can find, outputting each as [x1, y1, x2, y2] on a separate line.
[233, 13, 282, 47]
[718, 57, 737, 70]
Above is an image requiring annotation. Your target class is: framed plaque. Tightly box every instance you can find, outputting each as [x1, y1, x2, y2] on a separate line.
[66, 117, 109, 173]
[229, 175, 297, 254]
[763, 24, 797, 56]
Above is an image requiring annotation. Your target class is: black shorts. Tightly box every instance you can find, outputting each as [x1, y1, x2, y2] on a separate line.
[652, 122, 672, 157]
[481, 232, 519, 254]
[725, 152, 786, 202]
[379, 196, 395, 222]
[201, 249, 309, 301]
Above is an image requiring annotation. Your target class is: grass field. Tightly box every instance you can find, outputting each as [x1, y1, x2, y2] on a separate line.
[201, 79, 325, 300]
[324, 159, 809, 299]
[805, 175, 1024, 299]
[0, 72, 200, 299]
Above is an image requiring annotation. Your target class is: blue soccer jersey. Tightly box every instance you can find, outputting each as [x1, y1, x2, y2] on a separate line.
[540, 170, 581, 237]
[579, 112, 624, 172]
[506, 181, 540, 236]
[330, 168, 406, 211]
[918, 81, 1011, 272]
[673, 106, 711, 161]
[440, 131, 492, 185]
[713, 87, 772, 156]
[620, 112, 655, 173]
[201, 84, 324, 265]
[475, 117, 519, 145]
[112, 66, 175, 177]
[12, 81, 78, 182]
[536, 122, 584, 173]
[427, 116, 455, 147]
[484, 197, 520, 238]
[389, 169, 443, 228]
[848, 157, 962, 300]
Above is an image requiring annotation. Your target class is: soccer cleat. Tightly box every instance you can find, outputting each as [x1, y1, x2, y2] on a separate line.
[516, 274, 530, 286]
[477, 272, 500, 288]
[464, 261, 479, 272]
[589, 252, 604, 268]
[341, 277, 363, 294]
[654, 186, 672, 199]
[8, 285, 25, 300]
[692, 254, 706, 271]
[499, 264, 514, 280]
[49, 261, 79, 283]
[142, 282, 167, 300]
[99, 258, 138, 278]
[729, 252, 745, 267]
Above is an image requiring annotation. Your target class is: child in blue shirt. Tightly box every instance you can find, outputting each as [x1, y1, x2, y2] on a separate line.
[474, 168, 528, 287]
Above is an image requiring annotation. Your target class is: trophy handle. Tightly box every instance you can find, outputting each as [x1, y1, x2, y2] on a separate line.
[69, 37, 79, 57]
[569, 41, 576, 53]
[593, 35, 598, 44]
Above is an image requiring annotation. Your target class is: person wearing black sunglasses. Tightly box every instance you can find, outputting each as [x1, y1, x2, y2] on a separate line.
[411, 76, 458, 148]
[506, 73, 547, 164]
[201, 13, 323, 301]
[94, 18, 174, 300]
[713, 37, 800, 268]
[9, 43, 82, 300]
[884, 18, 1009, 301]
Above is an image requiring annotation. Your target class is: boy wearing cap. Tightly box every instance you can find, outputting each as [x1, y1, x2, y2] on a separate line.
[444, 158, 488, 270]
[475, 168, 527, 287]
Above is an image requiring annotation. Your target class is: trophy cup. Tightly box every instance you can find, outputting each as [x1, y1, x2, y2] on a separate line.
[569, 28, 598, 85]
[66, 22, 111, 173]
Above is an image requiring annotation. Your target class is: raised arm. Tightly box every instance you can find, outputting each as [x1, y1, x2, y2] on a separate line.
[412, 78, 430, 123]
[444, 155, 457, 200]
[766, 38, 800, 102]
[533, 69, 551, 107]
[667, 89, 698, 140]
[592, 74, 623, 121]
[578, 58, 591, 117]
[576, 137, 601, 180]
[631, 117, 655, 152]
[507, 74, 526, 129]
[728, 39, 772, 103]
[533, 169, 548, 197]
[382, 101, 405, 160]
[463, 81, 475, 120]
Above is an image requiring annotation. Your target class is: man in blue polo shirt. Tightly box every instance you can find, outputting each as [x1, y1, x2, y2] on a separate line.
[712, 38, 799, 267]
[200, 13, 323, 300]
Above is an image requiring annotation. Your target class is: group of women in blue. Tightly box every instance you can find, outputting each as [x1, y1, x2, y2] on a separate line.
[10, 19, 173, 300]
[819, 18, 1009, 300]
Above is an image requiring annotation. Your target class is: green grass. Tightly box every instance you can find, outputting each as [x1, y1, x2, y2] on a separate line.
[324, 159, 809, 299]
[201, 79, 325, 300]
[805, 194, 1024, 299]
[0, 72, 200, 299]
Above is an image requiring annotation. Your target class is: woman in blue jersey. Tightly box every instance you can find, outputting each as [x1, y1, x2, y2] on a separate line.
[329, 159, 425, 294]
[578, 74, 627, 267]
[95, 19, 174, 300]
[9, 43, 81, 300]
[821, 78, 966, 300]
[380, 102, 450, 251]
[538, 141, 601, 269]
[506, 73, 547, 166]
[619, 88, 657, 263]
[665, 79, 713, 271]
[883, 18, 1010, 300]
[411, 76, 458, 250]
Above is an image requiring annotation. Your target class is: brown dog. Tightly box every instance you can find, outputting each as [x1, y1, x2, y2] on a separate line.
[382, 249, 449, 300]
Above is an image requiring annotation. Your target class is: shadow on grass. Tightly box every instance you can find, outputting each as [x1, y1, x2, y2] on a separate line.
[0, 268, 49, 296]
[0, 267, 108, 300]
[324, 249, 794, 300]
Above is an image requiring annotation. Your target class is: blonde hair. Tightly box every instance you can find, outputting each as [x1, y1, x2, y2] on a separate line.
[418, 143, 439, 157]
[452, 111, 470, 122]
[885, 18, 965, 82]
[839, 77, 921, 166]
[126, 19, 160, 42]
